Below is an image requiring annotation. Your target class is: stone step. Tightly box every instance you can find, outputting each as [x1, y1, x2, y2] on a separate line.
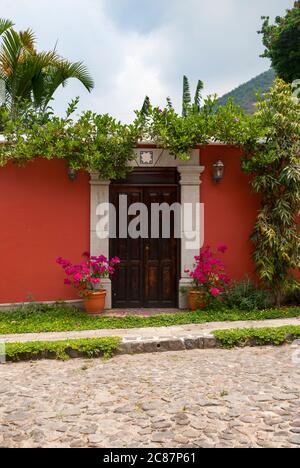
[119, 334, 217, 354]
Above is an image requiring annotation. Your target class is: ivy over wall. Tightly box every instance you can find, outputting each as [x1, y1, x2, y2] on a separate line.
[0, 79, 299, 302]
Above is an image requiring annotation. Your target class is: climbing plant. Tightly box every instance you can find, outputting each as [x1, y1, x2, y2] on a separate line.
[242, 79, 300, 305]
[0, 98, 139, 180]
[134, 94, 255, 160]
[1, 86, 257, 176]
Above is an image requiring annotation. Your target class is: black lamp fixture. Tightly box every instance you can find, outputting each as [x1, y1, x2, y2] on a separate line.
[67, 166, 78, 182]
[213, 160, 225, 183]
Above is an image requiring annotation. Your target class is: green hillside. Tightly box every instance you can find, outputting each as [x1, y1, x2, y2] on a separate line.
[217, 69, 276, 114]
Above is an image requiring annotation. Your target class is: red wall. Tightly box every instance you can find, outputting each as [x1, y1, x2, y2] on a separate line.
[0, 159, 90, 303]
[200, 145, 260, 281]
[0, 148, 260, 305]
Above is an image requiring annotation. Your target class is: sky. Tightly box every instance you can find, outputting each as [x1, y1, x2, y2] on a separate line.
[1, 0, 293, 121]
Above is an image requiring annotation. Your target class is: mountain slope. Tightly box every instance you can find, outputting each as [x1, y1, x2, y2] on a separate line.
[217, 69, 276, 114]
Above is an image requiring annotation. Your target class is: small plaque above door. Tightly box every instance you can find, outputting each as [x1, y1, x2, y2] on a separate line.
[140, 151, 154, 166]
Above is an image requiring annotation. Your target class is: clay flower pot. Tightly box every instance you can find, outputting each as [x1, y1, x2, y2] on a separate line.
[188, 290, 207, 311]
[83, 290, 107, 315]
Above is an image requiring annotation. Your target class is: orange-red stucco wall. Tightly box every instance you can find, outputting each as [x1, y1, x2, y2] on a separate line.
[0, 159, 90, 304]
[200, 145, 260, 281]
[0, 148, 260, 305]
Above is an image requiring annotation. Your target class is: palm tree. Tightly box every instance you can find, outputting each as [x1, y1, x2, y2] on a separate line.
[140, 76, 204, 117]
[140, 95, 151, 116]
[182, 75, 204, 115]
[0, 19, 94, 117]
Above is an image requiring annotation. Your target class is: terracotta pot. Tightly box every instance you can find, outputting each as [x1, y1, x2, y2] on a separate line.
[83, 290, 107, 315]
[188, 290, 207, 311]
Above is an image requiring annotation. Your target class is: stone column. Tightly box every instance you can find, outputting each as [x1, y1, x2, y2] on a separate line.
[177, 166, 205, 309]
[90, 173, 112, 309]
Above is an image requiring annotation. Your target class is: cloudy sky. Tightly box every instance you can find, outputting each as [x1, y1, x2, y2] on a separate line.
[1, 0, 292, 121]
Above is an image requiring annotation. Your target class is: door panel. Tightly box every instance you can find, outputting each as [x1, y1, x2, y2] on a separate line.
[110, 179, 179, 308]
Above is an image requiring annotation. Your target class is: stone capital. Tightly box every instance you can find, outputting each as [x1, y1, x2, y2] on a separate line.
[177, 166, 205, 186]
[89, 173, 111, 186]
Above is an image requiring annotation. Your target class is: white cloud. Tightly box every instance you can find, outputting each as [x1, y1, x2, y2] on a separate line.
[0, 0, 293, 121]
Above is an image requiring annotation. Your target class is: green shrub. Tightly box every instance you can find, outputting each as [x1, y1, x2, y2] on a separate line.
[222, 277, 272, 311]
[5, 336, 121, 362]
[213, 325, 300, 348]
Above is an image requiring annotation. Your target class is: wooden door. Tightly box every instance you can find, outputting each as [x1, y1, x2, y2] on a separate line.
[110, 172, 179, 308]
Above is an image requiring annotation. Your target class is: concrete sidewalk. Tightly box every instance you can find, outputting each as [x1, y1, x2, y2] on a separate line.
[1, 316, 300, 344]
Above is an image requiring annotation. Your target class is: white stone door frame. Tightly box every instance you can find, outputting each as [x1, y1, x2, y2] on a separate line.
[90, 148, 205, 309]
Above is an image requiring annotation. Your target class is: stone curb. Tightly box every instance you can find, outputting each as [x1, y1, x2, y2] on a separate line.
[2, 332, 300, 362]
[119, 334, 217, 355]
[1, 334, 218, 363]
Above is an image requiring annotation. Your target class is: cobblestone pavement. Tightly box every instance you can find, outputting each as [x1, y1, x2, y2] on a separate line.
[1, 346, 300, 448]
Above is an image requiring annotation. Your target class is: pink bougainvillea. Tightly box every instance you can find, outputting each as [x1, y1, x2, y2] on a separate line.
[186, 246, 230, 299]
[57, 254, 120, 293]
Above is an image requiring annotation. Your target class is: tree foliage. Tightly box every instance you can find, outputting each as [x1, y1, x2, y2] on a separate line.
[140, 95, 151, 117]
[259, 2, 300, 83]
[134, 93, 249, 160]
[242, 79, 300, 304]
[0, 18, 94, 117]
[140, 75, 205, 118]
[182, 75, 204, 116]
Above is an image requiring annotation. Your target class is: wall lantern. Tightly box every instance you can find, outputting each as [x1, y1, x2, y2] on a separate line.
[67, 166, 78, 182]
[212, 160, 225, 183]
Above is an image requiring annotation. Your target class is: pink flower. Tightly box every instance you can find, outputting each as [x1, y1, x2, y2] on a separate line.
[91, 278, 100, 284]
[210, 288, 221, 297]
[91, 255, 107, 263]
[110, 257, 121, 265]
[57, 254, 121, 290]
[82, 251, 90, 258]
[73, 273, 83, 282]
[217, 244, 228, 254]
[65, 266, 76, 275]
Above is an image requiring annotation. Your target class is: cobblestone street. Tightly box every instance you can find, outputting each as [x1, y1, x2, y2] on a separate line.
[1, 346, 300, 448]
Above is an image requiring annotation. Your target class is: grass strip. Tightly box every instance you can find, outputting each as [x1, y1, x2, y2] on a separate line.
[0, 304, 299, 335]
[3, 336, 121, 362]
[213, 325, 300, 349]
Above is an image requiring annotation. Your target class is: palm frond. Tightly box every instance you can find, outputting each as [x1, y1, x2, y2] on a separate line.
[166, 96, 173, 109]
[0, 21, 94, 116]
[0, 29, 23, 73]
[55, 60, 94, 91]
[194, 80, 204, 110]
[35, 59, 94, 110]
[18, 51, 60, 105]
[0, 19, 14, 36]
[182, 75, 191, 116]
[141, 95, 151, 116]
[19, 29, 36, 52]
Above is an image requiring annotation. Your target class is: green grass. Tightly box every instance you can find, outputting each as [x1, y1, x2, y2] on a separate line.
[0, 303, 299, 335]
[4, 336, 121, 362]
[213, 325, 300, 349]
